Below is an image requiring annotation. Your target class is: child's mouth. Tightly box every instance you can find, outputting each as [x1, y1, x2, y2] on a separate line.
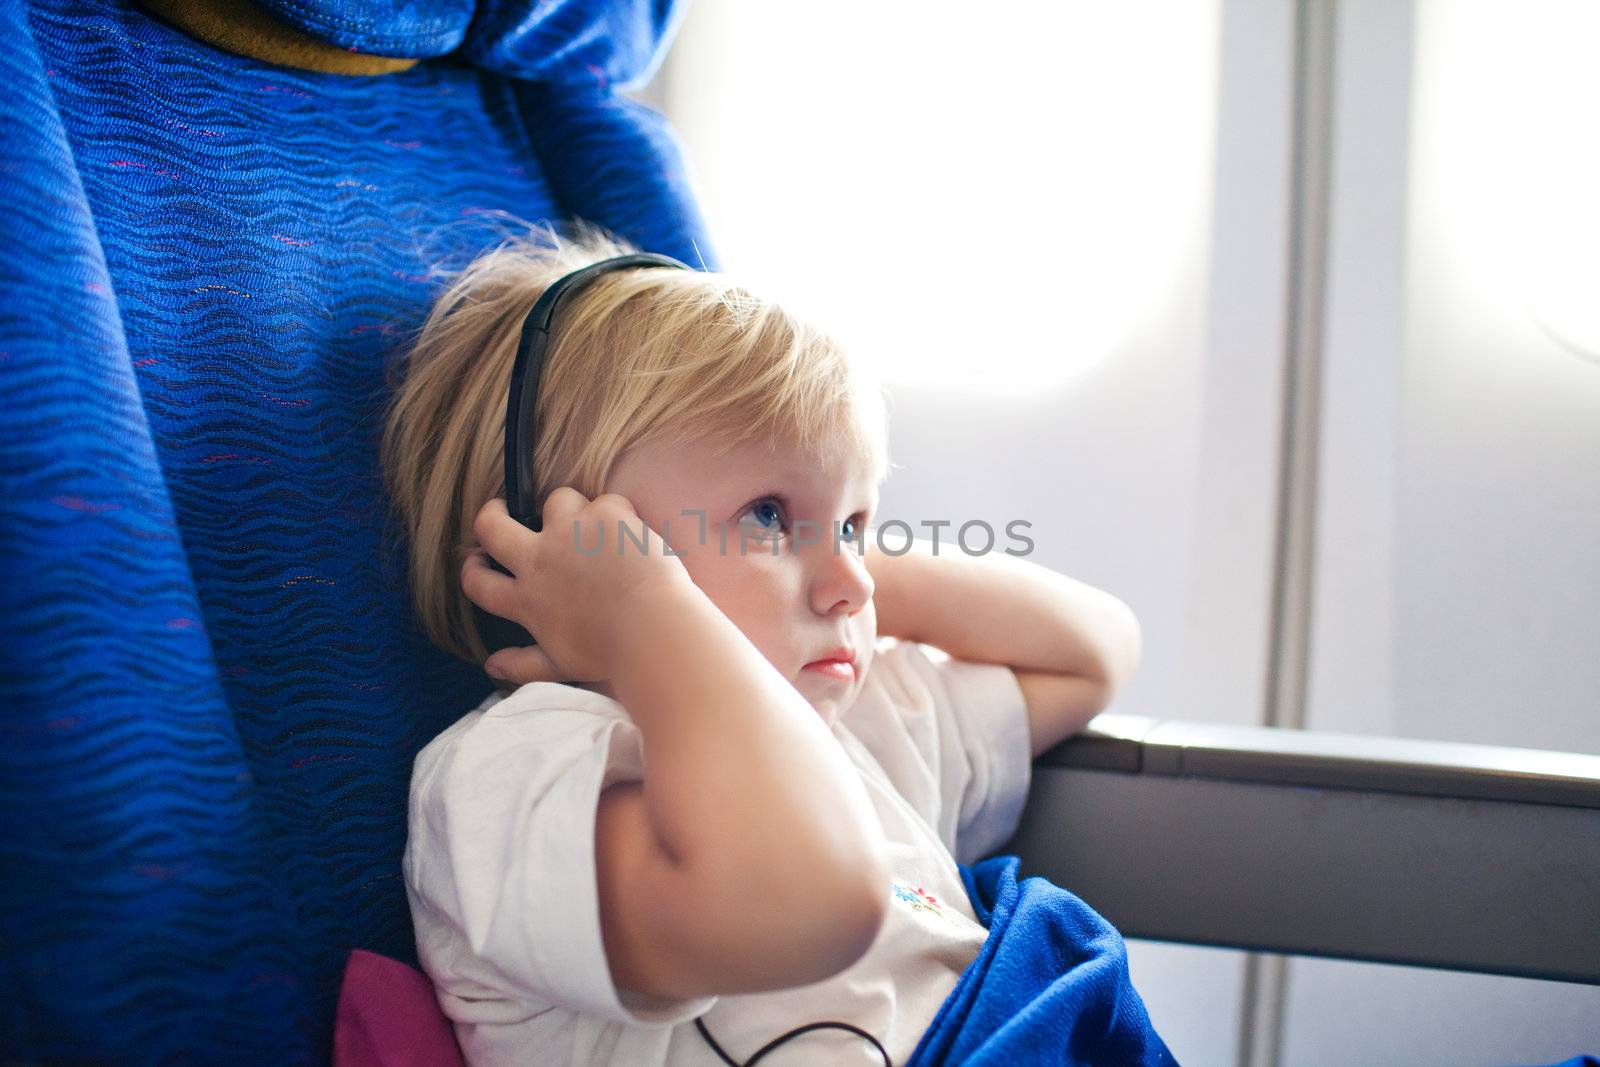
[802, 660, 855, 682]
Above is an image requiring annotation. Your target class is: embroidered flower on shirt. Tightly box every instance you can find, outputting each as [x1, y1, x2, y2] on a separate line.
[890, 880, 950, 920]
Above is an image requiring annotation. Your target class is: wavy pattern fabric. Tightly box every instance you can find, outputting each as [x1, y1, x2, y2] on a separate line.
[0, 0, 713, 1061]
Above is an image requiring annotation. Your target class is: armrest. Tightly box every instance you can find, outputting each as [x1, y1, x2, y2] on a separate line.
[1002, 715, 1600, 985]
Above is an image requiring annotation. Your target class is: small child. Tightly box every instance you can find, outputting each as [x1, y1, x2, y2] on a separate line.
[381, 222, 1149, 1066]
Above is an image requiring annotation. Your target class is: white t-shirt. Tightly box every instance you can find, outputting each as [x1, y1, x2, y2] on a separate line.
[403, 636, 1032, 1066]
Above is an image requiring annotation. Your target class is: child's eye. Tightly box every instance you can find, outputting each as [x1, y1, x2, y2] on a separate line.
[739, 497, 787, 541]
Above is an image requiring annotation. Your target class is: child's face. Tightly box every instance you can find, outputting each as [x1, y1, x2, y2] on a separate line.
[600, 429, 880, 726]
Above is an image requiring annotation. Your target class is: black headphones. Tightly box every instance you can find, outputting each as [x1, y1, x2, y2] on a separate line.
[471, 251, 693, 655]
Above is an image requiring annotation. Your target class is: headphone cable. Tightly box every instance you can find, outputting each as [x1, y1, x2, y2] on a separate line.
[695, 1015, 892, 1067]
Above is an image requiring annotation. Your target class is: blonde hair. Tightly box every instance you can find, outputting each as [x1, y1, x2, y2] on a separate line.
[381, 220, 891, 663]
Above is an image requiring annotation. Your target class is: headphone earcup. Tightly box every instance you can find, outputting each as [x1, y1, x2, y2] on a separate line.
[470, 552, 537, 654]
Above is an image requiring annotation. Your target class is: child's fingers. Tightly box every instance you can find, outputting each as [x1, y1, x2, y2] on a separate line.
[541, 485, 590, 531]
[460, 549, 519, 620]
[470, 496, 538, 573]
[484, 644, 567, 686]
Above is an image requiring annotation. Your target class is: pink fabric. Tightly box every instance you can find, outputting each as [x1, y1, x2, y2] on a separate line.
[334, 949, 466, 1067]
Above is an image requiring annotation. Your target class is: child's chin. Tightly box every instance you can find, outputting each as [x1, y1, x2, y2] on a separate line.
[808, 692, 854, 728]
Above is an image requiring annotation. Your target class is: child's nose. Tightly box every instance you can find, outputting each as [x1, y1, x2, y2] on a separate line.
[808, 538, 874, 617]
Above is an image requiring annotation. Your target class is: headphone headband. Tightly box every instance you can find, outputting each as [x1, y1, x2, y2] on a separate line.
[474, 249, 693, 656]
[503, 251, 693, 530]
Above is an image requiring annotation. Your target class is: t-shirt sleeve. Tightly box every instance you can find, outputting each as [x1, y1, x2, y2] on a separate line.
[402, 687, 717, 1028]
[841, 638, 1033, 865]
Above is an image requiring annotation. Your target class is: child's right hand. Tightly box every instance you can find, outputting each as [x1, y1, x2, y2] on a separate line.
[461, 490, 692, 684]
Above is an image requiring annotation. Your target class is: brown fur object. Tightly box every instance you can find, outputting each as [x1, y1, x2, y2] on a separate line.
[138, 0, 419, 75]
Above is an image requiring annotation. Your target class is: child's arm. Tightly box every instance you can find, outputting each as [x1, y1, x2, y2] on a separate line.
[466, 494, 891, 1003]
[595, 578, 890, 999]
[864, 535, 1142, 758]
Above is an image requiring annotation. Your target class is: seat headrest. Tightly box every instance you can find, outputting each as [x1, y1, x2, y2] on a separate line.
[243, 0, 690, 88]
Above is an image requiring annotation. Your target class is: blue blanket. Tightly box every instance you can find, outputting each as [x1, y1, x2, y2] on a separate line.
[907, 855, 1178, 1067]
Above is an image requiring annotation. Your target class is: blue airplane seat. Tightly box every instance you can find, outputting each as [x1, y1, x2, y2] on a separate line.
[0, 0, 715, 1060]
